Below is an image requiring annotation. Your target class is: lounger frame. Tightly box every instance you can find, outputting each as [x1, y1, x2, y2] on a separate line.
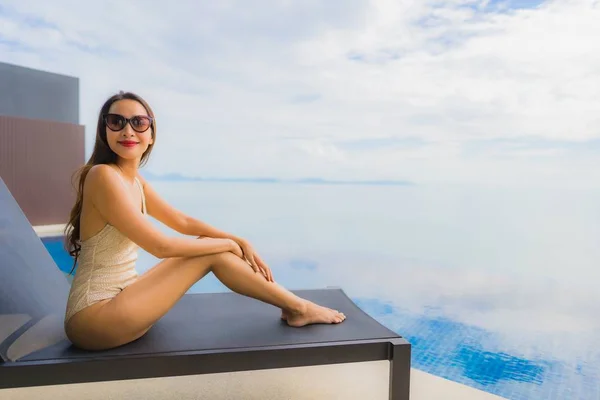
[1, 334, 411, 399]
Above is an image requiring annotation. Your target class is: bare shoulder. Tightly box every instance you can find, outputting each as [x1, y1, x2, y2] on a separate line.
[79, 165, 121, 235]
[85, 164, 119, 194]
[78, 165, 171, 257]
[87, 163, 117, 180]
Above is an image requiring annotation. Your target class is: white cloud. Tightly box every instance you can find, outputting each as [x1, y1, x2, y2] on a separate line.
[1, 0, 599, 185]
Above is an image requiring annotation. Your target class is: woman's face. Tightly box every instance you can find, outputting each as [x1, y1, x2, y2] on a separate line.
[105, 99, 154, 162]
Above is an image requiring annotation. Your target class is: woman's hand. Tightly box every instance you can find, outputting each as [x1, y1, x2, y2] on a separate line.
[236, 238, 274, 282]
[197, 236, 244, 259]
[226, 239, 245, 259]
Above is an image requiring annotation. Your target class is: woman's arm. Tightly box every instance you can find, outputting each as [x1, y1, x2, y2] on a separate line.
[137, 175, 241, 241]
[87, 165, 236, 259]
[136, 174, 273, 281]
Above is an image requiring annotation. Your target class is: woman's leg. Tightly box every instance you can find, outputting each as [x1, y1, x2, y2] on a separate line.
[66, 251, 345, 350]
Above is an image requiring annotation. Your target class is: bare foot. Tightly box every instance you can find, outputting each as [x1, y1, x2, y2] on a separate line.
[285, 301, 346, 327]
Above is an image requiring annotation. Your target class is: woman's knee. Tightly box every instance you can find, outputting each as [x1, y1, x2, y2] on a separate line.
[209, 251, 238, 269]
[165, 253, 222, 272]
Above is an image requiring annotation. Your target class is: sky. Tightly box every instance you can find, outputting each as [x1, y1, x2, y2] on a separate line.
[0, 0, 599, 186]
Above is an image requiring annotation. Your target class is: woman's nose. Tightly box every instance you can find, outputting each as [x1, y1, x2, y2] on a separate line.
[121, 124, 135, 136]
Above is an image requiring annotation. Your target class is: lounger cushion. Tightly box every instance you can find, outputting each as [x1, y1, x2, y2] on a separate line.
[0, 178, 70, 362]
[20, 288, 399, 362]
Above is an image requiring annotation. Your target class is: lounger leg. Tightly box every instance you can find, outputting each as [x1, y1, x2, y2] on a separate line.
[389, 338, 411, 400]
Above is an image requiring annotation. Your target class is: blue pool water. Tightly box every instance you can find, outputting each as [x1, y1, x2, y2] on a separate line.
[41, 181, 600, 400]
[42, 236, 75, 274]
[43, 236, 582, 399]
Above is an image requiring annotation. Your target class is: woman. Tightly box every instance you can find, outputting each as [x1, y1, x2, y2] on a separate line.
[63, 91, 346, 351]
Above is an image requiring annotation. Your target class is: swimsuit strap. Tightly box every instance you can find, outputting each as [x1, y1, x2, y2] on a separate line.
[112, 167, 146, 215]
[134, 177, 147, 215]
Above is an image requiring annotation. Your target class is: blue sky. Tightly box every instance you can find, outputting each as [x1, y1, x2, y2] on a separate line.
[0, 0, 599, 187]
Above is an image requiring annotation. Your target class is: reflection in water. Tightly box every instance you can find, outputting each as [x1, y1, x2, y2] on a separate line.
[353, 296, 595, 400]
[48, 239, 600, 399]
[139, 246, 600, 400]
[454, 345, 547, 385]
[356, 298, 552, 383]
[43, 181, 600, 400]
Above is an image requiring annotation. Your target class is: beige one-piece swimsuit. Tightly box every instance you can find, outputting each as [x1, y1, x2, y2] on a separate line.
[64, 175, 146, 326]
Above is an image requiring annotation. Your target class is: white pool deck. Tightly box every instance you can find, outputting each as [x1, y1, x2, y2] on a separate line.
[1, 363, 506, 400]
[24, 224, 506, 400]
[34, 224, 67, 238]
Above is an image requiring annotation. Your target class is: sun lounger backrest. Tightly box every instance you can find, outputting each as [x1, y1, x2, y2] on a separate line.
[0, 177, 70, 361]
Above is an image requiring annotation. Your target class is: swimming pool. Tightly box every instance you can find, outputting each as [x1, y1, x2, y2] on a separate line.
[42, 233, 594, 400]
[42, 236, 75, 274]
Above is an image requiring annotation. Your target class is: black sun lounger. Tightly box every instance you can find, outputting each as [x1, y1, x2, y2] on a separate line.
[0, 177, 411, 399]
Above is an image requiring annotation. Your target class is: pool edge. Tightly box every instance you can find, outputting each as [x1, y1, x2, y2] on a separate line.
[34, 223, 66, 238]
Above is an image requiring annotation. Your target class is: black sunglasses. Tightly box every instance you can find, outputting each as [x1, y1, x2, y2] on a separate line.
[103, 113, 153, 133]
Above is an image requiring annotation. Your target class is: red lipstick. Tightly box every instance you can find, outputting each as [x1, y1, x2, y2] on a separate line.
[118, 140, 139, 148]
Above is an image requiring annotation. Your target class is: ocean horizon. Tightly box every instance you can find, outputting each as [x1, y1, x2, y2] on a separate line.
[139, 170, 415, 186]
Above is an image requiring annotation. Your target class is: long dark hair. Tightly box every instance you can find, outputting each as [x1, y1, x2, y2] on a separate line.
[64, 91, 157, 274]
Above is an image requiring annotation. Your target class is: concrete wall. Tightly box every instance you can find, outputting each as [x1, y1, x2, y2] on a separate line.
[0, 61, 79, 124]
[0, 116, 85, 226]
[0, 62, 85, 226]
